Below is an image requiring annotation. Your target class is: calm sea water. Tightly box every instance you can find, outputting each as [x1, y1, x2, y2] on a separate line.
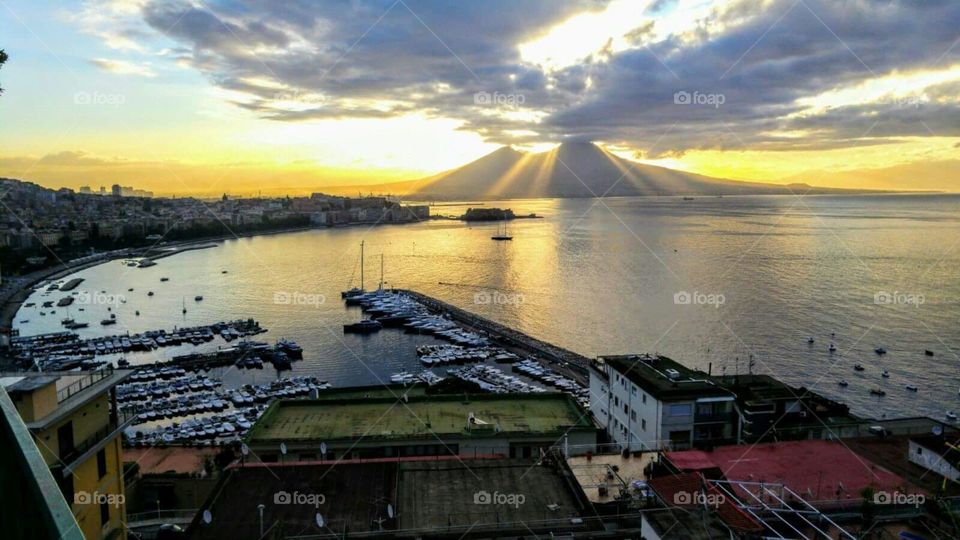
[14, 194, 960, 419]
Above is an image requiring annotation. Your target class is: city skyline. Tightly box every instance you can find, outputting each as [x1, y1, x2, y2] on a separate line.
[1, 0, 959, 196]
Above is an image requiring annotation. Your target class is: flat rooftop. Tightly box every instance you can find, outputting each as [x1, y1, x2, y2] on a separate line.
[598, 355, 733, 400]
[247, 392, 592, 443]
[188, 457, 589, 539]
[567, 452, 658, 503]
[397, 459, 585, 531]
[666, 439, 921, 506]
[1, 369, 133, 429]
[189, 461, 397, 540]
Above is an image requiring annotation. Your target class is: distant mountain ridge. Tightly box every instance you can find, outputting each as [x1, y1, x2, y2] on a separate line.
[403, 142, 879, 200]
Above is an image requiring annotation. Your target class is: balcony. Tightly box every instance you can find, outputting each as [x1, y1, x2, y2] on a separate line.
[56, 365, 114, 403]
[694, 411, 734, 424]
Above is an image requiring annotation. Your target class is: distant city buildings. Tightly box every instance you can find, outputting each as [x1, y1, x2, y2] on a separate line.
[0, 180, 428, 263]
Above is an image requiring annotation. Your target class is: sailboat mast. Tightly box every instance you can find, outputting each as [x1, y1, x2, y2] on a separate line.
[360, 240, 365, 291]
[380, 254, 384, 290]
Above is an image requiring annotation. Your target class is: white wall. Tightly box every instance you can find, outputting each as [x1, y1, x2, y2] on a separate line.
[908, 441, 960, 482]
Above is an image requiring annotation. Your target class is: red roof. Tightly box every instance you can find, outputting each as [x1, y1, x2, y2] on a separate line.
[647, 472, 763, 533]
[666, 440, 920, 506]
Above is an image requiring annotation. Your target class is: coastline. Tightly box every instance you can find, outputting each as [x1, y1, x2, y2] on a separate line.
[0, 219, 429, 335]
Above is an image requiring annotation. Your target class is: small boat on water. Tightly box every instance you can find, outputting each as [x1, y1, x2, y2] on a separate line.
[854, 364, 865, 371]
[160, 277, 170, 282]
[828, 343, 837, 352]
[838, 380, 848, 387]
[870, 388, 886, 397]
[195, 296, 203, 301]
[491, 219, 513, 241]
[948, 412, 958, 422]
[101, 319, 117, 326]
[874, 347, 887, 355]
[117, 358, 130, 368]
[881, 370, 890, 378]
[905, 384, 918, 392]
[807, 337, 815, 344]
[148, 291, 155, 296]
[925, 349, 935, 357]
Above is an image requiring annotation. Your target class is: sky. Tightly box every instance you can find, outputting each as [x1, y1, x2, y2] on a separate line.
[0, 0, 958, 196]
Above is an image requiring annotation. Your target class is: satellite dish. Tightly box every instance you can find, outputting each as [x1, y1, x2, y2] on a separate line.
[202, 510, 213, 524]
[280, 442, 288, 455]
[320, 442, 328, 455]
[241, 444, 249, 456]
[934, 425, 944, 436]
[387, 504, 395, 519]
[315, 513, 325, 528]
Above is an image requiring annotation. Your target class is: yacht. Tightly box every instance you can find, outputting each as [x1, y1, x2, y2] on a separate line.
[905, 384, 918, 392]
[925, 349, 935, 357]
[807, 337, 815, 344]
[870, 388, 886, 397]
[828, 343, 837, 352]
[874, 347, 887, 355]
[194, 295, 203, 301]
[854, 364, 865, 371]
[342, 241, 367, 299]
[100, 319, 117, 326]
[344, 319, 382, 334]
[881, 370, 890, 378]
[948, 412, 958, 422]
[491, 219, 513, 241]
[837, 380, 848, 387]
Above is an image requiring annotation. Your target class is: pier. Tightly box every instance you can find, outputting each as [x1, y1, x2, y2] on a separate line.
[398, 289, 591, 385]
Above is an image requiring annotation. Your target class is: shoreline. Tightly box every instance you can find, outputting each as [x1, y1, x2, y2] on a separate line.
[0, 220, 429, 336]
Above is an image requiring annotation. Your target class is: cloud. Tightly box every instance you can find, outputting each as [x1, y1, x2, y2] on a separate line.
[76, 0, 960, 156]
[90, 58, 158, 77]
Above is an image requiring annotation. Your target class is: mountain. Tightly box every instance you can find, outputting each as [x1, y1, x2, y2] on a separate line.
[405, 142, 876, 200]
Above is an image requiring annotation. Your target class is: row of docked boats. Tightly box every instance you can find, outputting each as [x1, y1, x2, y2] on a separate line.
[447, 365, 546, 395]
[126, 407, 266, 447]
[117, 374, 221, 403]
[417, 344, 519, 366]
[343, 290, 491, 347]
[389, 370, 444, 385]
[9, 320, 265, 368]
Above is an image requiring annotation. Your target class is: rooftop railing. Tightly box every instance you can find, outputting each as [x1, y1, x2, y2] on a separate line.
[56, 364, 114, 403]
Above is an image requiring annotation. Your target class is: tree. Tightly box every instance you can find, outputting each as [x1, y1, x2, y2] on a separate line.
[0, 49, 7, 94]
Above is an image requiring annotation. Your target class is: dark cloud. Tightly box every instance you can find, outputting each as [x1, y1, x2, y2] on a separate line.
[130, 0, 959, 153]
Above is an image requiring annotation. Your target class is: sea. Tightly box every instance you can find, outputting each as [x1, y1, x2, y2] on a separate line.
[13, 193, 960, 420]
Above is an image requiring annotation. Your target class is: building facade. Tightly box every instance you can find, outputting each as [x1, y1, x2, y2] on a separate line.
[2, 368, 133, 539]
[590, 354, 736, 451]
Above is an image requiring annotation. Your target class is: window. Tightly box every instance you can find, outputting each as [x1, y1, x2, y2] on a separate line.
[642, 419, 647, 431]
[917, 447, 923, 455]
[614, 396, 619, 407]
[100, 502, 110, 527]
[631, 387, 636, 396]
[630, 411, 637, 421]
[623, 403, 628, 414]
[642, 394, 647, 404]
[669, 404, 692, 417]
[97, 449, 107, 479]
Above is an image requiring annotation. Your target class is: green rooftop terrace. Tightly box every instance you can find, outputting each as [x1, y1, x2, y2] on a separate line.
[247, 392, 592, 443]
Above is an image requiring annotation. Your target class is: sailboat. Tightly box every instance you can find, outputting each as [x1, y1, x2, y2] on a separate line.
[341, 240, 366, 299]
[491, 217, 513, 241]
[181, 297, 187, 314]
